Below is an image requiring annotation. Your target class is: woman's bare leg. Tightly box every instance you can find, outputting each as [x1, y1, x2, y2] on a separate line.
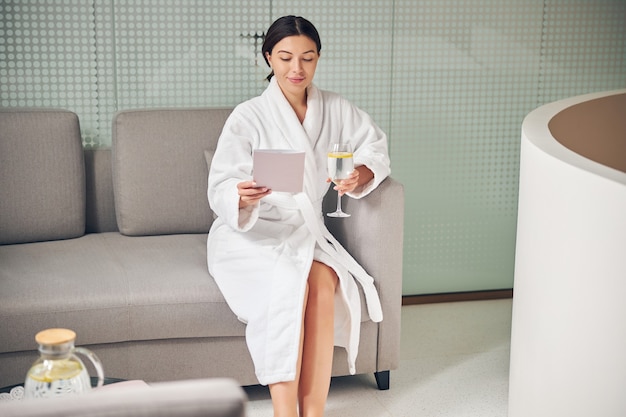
[269, 285, 309, 417]
[268, 261, 338, 417]
[298, 261, 339, 417]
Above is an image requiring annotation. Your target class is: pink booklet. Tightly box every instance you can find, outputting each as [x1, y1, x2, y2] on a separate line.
[253, 149, 305, 193]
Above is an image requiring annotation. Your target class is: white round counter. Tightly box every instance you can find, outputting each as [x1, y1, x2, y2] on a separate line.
[509, 89, 626, 417]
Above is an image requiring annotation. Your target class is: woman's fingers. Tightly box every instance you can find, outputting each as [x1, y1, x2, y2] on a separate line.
[238, 181, 271, 207]
[334, 170, 359, 195]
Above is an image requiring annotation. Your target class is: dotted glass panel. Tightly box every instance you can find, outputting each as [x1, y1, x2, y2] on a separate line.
[0, 0, 102, 146]
[538, 0, 626, 104]
[1, 1, 625, 294]
[113, 0, 270, 113]
[391, 0, 626, 294]
[271, 1, 394, 132]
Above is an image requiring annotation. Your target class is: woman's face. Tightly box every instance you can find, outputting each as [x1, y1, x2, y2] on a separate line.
[266, 35, 319, 101]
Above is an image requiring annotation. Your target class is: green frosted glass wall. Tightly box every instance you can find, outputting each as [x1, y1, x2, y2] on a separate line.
[391, 1, 543, 294]
[1, 0, 625, 295]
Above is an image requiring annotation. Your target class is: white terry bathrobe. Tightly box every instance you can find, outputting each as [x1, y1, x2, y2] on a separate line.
[207, 77, 391, 385]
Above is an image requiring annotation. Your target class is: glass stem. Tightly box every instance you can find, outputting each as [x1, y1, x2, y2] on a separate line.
[336, 193, 343, 213]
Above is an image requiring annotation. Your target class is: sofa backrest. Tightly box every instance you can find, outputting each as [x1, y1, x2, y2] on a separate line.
[0, 108, 86, 244]
[2, 107, 238, 238]
[112, 108, 233, 236]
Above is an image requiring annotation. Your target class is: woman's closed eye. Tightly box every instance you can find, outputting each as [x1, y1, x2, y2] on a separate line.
[279, 57, 313, 63]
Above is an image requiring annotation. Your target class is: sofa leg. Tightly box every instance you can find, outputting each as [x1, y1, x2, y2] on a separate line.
[374, 370, 390, 390]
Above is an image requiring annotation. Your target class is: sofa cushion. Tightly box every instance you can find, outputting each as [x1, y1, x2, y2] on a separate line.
[0, 232, 245, 354]
[0, 108, 85, 244]
[112, 108, 232, 236]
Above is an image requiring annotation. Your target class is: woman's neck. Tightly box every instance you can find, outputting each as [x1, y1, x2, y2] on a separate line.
[279, 85, 307, 123]
[285, 91, 308, 124]
[292, 102, 307, 124]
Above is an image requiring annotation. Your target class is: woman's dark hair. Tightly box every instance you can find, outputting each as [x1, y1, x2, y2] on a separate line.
[262, 15, 322, 81]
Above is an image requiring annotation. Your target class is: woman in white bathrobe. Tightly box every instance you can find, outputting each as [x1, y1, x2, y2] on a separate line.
[207, 16, 390, 417]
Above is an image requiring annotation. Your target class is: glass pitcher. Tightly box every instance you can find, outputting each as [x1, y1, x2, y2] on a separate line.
[24, 328, 104, 399]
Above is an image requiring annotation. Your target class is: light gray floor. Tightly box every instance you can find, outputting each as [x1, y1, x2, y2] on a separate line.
[243, 298, 512, 416]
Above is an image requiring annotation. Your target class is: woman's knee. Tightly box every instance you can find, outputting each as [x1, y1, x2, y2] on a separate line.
[308, 261, 338, 298]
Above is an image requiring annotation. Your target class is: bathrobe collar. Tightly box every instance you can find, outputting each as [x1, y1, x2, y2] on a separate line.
[262, 78, 324, 200]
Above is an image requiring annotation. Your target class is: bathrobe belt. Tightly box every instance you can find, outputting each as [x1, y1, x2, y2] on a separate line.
[264, 192, 383, 323]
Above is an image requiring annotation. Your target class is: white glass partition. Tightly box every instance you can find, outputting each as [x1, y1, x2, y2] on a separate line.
[1, 0, 625, 295]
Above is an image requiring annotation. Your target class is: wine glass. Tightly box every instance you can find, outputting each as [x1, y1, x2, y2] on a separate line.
[327, 143, 354, 218]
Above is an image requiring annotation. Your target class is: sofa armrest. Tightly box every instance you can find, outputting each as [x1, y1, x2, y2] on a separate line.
[0, 378, 247, 417]
[324, 177, 405, 373]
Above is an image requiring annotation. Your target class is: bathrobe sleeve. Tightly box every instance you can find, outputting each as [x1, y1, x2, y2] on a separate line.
[207, 108, 260, 232]
[337, 95, 391, 199]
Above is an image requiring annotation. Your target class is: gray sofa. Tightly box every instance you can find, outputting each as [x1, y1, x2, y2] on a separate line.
[0, 108, 404, 390]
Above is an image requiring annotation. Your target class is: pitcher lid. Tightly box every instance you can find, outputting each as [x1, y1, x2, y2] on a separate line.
[35, 328, 76, 346]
